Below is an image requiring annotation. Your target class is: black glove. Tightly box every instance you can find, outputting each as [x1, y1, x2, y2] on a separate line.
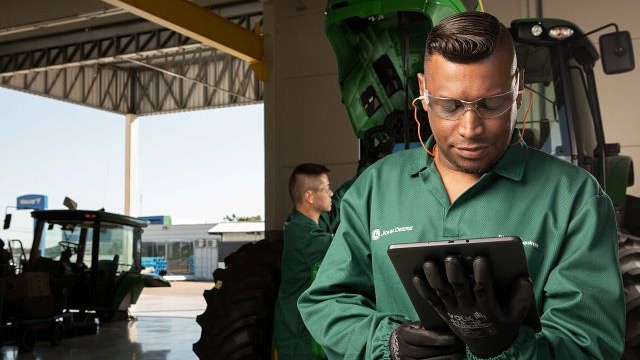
[413, 255, 534, 358]
[389, 322, 466, 360]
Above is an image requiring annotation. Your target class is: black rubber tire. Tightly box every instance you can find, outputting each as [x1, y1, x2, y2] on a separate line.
[620, 236, 640, 258]
[621, 234, 640, 360]
[50, 322, 65, 346]
[194, 237, 283, 360]
[17, 326, 36, 352]
[625, 307, 640, 360]
[624, 274, 640, 311]
[621, 254, 640, 277]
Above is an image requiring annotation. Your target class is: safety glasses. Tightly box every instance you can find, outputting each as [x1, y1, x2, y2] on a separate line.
[425, 85, 521, 121]
[314, 186, 333, 196]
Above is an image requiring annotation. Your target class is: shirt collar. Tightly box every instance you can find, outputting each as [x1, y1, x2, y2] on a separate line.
[407, 132, 528, 181]
[407, 137, 435, 176]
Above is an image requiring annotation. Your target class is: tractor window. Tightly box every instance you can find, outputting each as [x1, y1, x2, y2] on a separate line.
[40, 220, 92, 265]
[84, 222, 135, 274]
[568, 62, 598, 159]
[515, 44, 566, 161]
[166, 241, 194, 274]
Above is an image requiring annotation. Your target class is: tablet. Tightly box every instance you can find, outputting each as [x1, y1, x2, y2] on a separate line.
[387, 236, 541, 331]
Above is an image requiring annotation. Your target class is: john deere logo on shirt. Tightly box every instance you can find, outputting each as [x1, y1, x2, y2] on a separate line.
[522, 239, 542, 251]
[371, 226, 413, 241]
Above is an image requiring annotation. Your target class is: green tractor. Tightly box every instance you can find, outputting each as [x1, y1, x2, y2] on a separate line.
[1, 206, 169, 350]
[325, 0, 638, 358]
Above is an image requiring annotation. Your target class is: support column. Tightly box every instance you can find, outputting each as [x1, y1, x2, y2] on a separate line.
[124, 113, 140, 217]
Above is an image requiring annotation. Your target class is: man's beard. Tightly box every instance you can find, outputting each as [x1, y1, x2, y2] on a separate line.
[451, 156, 497, 174]
[455, 162, 488, 174]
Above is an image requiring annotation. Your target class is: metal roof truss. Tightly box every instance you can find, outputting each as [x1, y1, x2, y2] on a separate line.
[0, 8, 263, 115]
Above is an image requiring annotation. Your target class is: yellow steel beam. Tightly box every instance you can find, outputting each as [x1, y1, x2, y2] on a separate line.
[102, 0, 268, 81]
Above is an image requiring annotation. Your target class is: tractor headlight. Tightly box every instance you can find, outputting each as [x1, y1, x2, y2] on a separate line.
[531, 24, 543, 37]
[548, 26, 575, 40]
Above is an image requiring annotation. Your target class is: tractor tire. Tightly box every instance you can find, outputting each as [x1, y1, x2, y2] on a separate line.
[49, 322, 65, 346]
[194, 237, 283, 360]
[621, 233, 640, 360]
[17, 326, 36, 353]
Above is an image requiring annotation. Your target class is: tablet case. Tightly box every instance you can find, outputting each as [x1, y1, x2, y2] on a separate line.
[387, 236, 541, 331]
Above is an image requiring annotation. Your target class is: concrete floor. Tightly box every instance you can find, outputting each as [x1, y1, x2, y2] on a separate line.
[1, 281, 213, 360]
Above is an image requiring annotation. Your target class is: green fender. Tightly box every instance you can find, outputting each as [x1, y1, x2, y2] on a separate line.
[604, 155, 634, 212]
[98, 272, 171, 314]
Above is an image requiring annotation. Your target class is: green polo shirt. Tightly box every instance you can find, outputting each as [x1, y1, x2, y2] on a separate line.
[274, 208, 333, 359]
[298, 136, 624, 360]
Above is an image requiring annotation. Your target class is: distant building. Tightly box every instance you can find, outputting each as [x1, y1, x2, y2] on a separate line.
[139, 215, 172, 225]
[141, 222, 265, 280]
[207, 222, 265, 265]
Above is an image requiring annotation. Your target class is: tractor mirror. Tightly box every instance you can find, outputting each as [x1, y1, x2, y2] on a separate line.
[600, 30, 635, 74]
[3, 214, 11, 230]
[63, 196, 78, 210]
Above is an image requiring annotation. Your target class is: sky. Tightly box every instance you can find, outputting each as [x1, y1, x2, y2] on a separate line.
[0, 87, 265, 242]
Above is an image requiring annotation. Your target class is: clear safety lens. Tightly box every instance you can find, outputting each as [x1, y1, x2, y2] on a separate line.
[426, 88, 518, 121]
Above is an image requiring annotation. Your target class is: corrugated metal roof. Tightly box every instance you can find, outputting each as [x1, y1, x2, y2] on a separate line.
[207, 222, 264, 233]
[0, 0, 264, 115]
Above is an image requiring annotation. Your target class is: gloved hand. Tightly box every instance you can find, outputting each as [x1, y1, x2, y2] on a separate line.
[389, 322, 466, 360]
[412, 255, 534, 358]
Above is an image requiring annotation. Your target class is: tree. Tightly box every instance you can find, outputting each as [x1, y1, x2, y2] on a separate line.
[223, 214, 262, 222]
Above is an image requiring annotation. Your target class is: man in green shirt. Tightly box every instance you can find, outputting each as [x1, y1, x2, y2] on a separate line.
[274, 163, 335, 359]
[298, 11, 624, 360]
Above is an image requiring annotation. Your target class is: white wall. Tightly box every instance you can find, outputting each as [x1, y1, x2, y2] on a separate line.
[221, 232, 265, 242]
[194, 243, 218, 280]
[482, 0, 532, 23]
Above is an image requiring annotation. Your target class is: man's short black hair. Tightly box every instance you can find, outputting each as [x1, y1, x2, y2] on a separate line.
[288, 163, 330, 205]
[425, 11, 514, 64]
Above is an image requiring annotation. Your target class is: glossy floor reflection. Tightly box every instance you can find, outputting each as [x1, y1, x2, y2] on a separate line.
[1, 281, 212, 360]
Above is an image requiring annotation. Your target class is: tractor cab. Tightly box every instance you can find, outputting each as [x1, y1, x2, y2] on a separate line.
[509, 18, 635, 217]
[23, 209, 169, 320]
